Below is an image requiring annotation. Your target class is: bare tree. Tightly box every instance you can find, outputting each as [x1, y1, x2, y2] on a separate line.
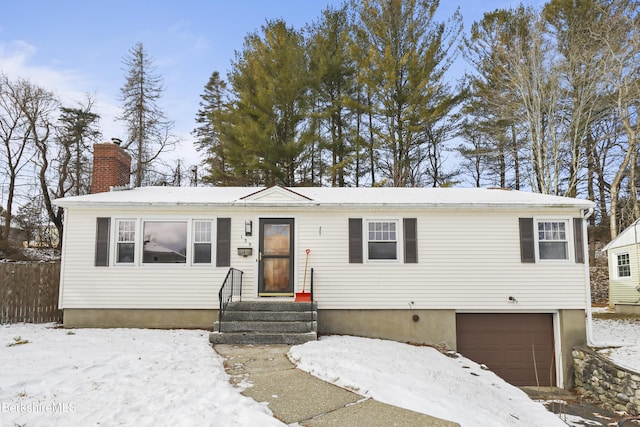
[0, 74, 37, 241]
[597, 0, 640, 238]
[544, 0, 609, 198]
[118, 42, 175, 187]
[22, 82, 61, 246]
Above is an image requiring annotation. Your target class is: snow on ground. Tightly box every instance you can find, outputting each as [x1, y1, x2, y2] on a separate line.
[592, 317, 640, 373]
[2, 317, 640, 427]
[0, 324, 283, 427]
[289, 335, 565, 427]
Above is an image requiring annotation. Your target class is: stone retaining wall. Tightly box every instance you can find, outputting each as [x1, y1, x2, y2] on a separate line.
[573, 346, 640, 415]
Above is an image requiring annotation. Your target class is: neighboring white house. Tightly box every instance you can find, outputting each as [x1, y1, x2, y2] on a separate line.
[602, 219, 640, 311]
[54, 181, 594, 389]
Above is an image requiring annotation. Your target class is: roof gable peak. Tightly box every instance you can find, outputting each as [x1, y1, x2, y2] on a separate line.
[240, 186, 313, 202]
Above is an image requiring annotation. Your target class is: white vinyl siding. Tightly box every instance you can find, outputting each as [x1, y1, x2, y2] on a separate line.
[59, 209, 257, 309]
[294, 209, 586, 310]
[59, 206, 588, 311]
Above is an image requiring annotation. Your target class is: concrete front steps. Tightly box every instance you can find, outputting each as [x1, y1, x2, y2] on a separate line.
[209, 300, 317, 345]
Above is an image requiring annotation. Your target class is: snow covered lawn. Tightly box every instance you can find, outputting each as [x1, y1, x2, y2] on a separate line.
[0, 324, 282, 426]
[592, 317, 640, 372]
[289, 335, 565, 427]
[2, 317, 639, 427]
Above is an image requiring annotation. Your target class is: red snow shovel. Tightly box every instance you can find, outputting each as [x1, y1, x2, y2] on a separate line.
[295, 249, 312, 302]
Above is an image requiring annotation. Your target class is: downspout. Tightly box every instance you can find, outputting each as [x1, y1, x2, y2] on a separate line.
[57, 207, 69, 310]
[634, 219, 640, 304]
[582, 207, 595, 346]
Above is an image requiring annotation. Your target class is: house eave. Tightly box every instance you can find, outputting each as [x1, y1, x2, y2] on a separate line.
[54, 200, 593, 211]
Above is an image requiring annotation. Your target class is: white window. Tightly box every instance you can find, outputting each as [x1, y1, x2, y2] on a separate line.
[537, 220, 568, 260]
[367, 220, 397, 260]
[142, 221, 188, 264]
[116, 220, 136, 264]
[193, 221, 213, 264]
[617, 253, 631, 278]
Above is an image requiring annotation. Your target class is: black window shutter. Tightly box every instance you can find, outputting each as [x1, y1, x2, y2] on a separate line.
[95, 217, 111, 266]
[519, 218, 535, 263]
[349, 218, 363, 263]
[403, 218, 418, 263]
[573, 218, 585, 264]
[216, 218, 231, 267]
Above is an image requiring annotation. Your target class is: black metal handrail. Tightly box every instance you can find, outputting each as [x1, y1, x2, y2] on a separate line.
[310, 268, 315, 325]
[218, 268, 243, 332]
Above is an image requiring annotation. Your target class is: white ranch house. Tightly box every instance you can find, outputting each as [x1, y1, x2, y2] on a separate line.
[55, 148, 594, 389]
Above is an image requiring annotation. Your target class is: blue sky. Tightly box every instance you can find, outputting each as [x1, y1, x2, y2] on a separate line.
[0, 0, 539, 169]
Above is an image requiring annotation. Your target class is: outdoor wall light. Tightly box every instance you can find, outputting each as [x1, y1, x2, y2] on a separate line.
[245, 220, 252, 236]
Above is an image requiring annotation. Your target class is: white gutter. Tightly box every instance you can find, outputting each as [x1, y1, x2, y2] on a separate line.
[582, 207, 596, 346]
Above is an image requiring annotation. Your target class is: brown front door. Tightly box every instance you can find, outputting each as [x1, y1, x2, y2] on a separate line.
[258, 218, 294, 296]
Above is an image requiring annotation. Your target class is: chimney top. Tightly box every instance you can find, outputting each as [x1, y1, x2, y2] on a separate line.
[111, 137, 122, 146]
[91, 141, 131, 194]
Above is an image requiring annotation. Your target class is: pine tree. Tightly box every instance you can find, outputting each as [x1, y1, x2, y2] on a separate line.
[461, 7, 531, 189]
[224, 20, 309, 186]
[307, 5, 357, 186]
[193, 71, 228, 185]
[57, 101, 101, 196]
[352, 0, 463, 187]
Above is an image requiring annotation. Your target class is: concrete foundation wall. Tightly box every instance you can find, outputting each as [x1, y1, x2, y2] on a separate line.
[615, 304, 640, 315]
[65, 307, 585, 390]
[318, 309, 457, 350]
[63, 309, 217, 329]
[559, 309, 587, 389]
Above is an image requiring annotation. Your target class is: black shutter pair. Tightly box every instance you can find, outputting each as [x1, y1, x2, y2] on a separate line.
[94, 217, 232, 267]
[518, 217, 584, 263]
[348, 218, 417, 263]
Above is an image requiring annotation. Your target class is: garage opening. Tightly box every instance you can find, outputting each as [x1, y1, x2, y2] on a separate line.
[456, 313, 556, 386]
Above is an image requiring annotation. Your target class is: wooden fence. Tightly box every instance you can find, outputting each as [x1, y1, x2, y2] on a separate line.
[0, 262, 62, 324]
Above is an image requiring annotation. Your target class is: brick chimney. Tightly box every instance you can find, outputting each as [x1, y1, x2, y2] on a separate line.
[91, 139, 132, 193]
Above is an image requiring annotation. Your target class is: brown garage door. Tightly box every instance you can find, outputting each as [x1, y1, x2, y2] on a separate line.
[456, 313, 556, 386]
